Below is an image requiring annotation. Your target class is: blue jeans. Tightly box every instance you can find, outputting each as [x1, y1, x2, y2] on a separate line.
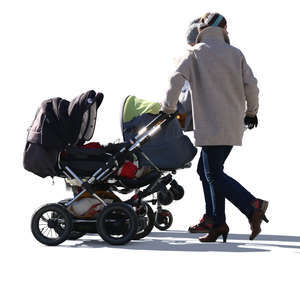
[197, 146, 255, 225]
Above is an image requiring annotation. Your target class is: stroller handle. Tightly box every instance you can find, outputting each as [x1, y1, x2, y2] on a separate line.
[139, 111, 178, 133]
[128, 110, 178, 151]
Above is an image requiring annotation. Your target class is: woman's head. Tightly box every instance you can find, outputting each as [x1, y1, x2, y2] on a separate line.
[196, 12, 230, 44]
[198, 12, 227, 32]
[186, 13, 227, 46]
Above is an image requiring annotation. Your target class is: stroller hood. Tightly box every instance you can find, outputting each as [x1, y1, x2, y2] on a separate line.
[68, 90, 103, 146]
[24, 90, 103, 178]
[122, 95, 161, 123]
[121, 96, 197, 170]
[27, 90, 103, 148]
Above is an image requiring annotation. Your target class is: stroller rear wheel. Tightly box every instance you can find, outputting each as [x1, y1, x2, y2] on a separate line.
[96, 203, 138, 245]
[133, 203, 155, 240]
[31, 203, 72, 246]
[154, 209, 173, 231]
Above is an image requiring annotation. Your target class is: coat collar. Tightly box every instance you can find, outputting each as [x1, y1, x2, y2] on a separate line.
[196, 26, 230, 44]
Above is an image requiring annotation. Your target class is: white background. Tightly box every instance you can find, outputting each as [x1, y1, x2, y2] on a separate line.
[1, 0, 300, 299]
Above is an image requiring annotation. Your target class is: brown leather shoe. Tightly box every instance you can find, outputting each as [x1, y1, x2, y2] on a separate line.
[199, 223, 229, 243]
[249, 199, 269, 240]
[252, 198, 269, 222]
[188, 214, 213, 233]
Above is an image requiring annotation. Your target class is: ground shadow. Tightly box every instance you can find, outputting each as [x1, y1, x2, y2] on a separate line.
[61, 230, 300, 253]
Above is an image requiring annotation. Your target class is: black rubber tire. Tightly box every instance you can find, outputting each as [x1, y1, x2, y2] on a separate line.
[96, 203, 138, 245]
[154, 209, 173, 231]
[133, 203, 155, 240]
[170, 184, 184, 200]
[31, 203, 72, 246]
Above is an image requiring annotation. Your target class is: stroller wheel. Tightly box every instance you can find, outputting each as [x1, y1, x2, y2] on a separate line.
[31, 203, 72, 246]
[133, 203, 155, 240]
[169, 181, 185, 200]
[154, 209, 173, 231]
[96, 203, 138, 245]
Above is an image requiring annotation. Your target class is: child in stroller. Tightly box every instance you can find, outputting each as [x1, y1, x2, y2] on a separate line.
[24, 90, 197, 246]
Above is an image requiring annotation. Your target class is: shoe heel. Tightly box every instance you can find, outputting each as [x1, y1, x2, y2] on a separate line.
[222, 232, 228, 243]
[262, 214, 269, 223]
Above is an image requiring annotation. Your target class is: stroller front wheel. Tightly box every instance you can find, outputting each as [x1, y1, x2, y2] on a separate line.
[96, 203, 138, 245]
[31, 203, 72, 246]
[154, 209, 173, 231]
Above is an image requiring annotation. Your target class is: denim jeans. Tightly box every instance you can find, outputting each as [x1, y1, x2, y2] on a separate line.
[197, 146, 255, 225]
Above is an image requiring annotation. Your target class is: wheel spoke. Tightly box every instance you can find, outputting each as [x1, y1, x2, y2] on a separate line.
[50, 228, 58, 239]
[41, 215, 48, 222]
[53, 228, 57, 238]
[40, 226, 48, 234]
[44, 227, 50, 237]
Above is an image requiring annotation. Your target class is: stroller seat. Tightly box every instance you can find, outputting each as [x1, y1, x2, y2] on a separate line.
[59, 143, 132, 177]
[59, 148, 111, 177]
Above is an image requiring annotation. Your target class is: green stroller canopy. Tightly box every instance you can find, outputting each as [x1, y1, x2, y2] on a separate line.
[122, 96, 161, 123]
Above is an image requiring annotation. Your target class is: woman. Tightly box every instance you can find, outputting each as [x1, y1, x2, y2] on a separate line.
[162, 12, 269, 242]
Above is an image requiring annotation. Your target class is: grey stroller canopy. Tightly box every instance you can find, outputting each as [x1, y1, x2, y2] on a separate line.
[27, 90, 103, 148]
[24, 90, 103, 177]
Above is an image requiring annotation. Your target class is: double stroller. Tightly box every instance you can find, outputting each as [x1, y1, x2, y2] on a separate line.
[24, 90, 197, 245]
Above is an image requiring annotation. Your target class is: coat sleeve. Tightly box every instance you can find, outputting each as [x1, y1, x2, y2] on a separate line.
[242, 55, 259, 116]
[161, 52, 192, 114]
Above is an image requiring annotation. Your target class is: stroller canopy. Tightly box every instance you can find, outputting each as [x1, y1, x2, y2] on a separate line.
[121, 96, 197, 170]
[27, 90, 103, 149]
[24, 90, 103, 178]
[122, 96, 161, 123]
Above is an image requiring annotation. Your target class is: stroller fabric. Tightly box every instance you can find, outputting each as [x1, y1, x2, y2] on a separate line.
[23, 90, 103, 178]
[67, 142, 138, 179]
[122, 96, 197, 170]
[122, 96, 161, 123]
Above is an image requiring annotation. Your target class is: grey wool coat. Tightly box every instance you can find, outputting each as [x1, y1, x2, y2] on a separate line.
[161, 26, 259, 146]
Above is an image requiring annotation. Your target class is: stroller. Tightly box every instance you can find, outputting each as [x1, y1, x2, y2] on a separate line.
[24, 90, 197, 246]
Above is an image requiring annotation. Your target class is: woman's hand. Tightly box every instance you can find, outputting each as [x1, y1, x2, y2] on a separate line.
[244, 115, 258, 129]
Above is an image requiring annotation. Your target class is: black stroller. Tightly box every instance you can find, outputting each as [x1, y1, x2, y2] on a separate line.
[25, 90, 197, 246]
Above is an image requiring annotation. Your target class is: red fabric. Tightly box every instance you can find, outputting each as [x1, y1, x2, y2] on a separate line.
[81, 142, 102, 149]
[119, 161, 138, 179]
